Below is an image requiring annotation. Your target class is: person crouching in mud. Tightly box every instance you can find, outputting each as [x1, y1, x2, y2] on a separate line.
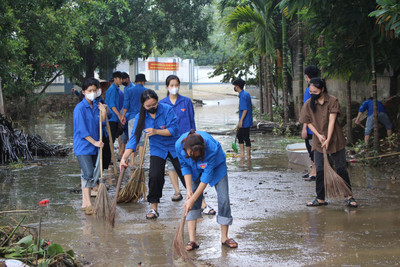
[176, 130, 238, 251]
[299, 78, 358, 208]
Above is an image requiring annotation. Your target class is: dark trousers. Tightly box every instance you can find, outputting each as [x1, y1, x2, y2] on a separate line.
[305, 134, 314, 162]
[237, 127, 251, 146]
[147, 153, 186, 203]
[314, 149, 352, 200]
[102, 134, 111, 170]
[108, 121, 119, 143]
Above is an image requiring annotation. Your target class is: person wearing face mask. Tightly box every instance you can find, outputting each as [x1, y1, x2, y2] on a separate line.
[159, 75, 197, 201]
[120, 89, 186, 219]
[232, 78, 253, 159]
[121, 73, 148, 166]
[73, 78, 107, 215]
[300, 78, 358, 208]
[301, 66, 319, 181]
[175, 130, 238, 251]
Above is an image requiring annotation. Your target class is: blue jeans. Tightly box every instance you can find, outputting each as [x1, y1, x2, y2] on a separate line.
[186, 174, 233, 226]
[77, 154, 99, 188]
[365, 112, 392, 135]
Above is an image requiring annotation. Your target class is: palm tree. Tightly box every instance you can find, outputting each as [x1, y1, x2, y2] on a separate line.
[225, 2, 276, 120]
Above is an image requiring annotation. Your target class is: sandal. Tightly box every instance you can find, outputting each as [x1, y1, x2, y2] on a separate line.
[146, 209, 159, 219]
[171, 192, 183, 201]
[222, 238, 238, 248]
[302, 173, 310, 178]
[202, 205, 216, 215]
[304, 176, 316, 181]
[345, 197, 358, 208]
[185, 241, 199, 251]
[306, 198, 328, 207]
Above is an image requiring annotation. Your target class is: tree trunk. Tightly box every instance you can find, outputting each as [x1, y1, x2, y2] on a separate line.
[263, 55, 269, 117]
[258, 56, 264, 114]
[39, 71, 64, 94]
[85, 45, 96, 80]
[0, 78, 4, 115]
[346, 80, 353, 144]
[266, 57, 274, 121]
[282, 14, 289, 123]
[297, 14, 304, 117]
[371, 39, 379, 151]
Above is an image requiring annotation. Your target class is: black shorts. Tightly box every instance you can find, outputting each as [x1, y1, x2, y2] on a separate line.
[237, 127, 251, 147]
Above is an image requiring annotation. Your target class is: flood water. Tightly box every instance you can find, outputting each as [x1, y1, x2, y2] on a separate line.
[1, 95, 400, 266]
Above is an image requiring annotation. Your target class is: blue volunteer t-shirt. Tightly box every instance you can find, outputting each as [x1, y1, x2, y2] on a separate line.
[359, 99, 386, 117]
[126, 103, 179, 159]
[105, 83, 121, 122]
[175, 131, 227, 187]
[238, 90, 253, 128]
[159, 94, 196, 135]
[303, 86, 313, 135]
[123, 83, 147, 121]
[73, 98, 102, 156]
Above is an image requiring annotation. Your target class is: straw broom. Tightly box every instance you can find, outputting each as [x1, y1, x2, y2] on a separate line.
[323, 148, 353, 198]
[172, 210, 195, 266]
[117, 134, 148, 203]
[109, 167, 126, 227]
[94, 113, 112, 220]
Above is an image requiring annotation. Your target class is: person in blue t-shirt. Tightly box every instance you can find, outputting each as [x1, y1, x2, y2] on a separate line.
[355, 97, 392, 145]
[159, 75, 194, 200]
[121, 73, 148, 166]
[105, 71, 123, 144]
[301, 66, 319, 181]
[120, 89, 186, 219]
[232, 78, 253, 159]
[176, 130, 238, 251]
[73, 78, 107, 215]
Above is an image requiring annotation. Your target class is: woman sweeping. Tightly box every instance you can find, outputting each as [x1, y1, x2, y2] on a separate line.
[159, 75, 216, 214]
[73, 78, 107, 215]
[299, 78, 358, 208]
[176, 130, 238, 251]
[120, 89, 186, 219]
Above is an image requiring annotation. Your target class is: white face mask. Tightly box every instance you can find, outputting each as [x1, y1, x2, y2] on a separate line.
[96, 89, 102, 98]
[85, 92, 96, 101]
[168, 87, 179, 95]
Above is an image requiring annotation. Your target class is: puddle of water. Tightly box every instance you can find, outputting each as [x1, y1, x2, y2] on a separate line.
[1, 95, 400, 266]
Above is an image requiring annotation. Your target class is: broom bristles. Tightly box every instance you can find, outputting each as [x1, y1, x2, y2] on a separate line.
[94, 182, 111, 220]
[323, 148, 353, 198]
[117, 168, 146, 203]
[172, 210, 194, 266]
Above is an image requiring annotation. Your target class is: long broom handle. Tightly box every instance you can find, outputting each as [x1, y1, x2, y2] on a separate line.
[105, 116, 118, 177]
[109, 167, 126, 227]
[138, 134, 148, 168]
[99, 111, 103, 181]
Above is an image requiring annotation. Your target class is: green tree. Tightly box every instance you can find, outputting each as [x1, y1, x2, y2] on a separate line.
[370, 0, 400, 38]
[0, 0, 79, 98]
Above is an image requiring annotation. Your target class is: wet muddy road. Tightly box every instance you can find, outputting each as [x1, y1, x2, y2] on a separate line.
[1, 94, 400, 266]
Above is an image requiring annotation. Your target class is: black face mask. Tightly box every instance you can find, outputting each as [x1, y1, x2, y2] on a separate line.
[122, 82, 128, 86]
[233, 87, 237, 92]
[311, 93, 321, 101]
[147, 107, 157, 114]
[310, 93, 322, 112]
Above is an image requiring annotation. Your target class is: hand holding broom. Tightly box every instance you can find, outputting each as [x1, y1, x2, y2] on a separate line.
[94, 108, 112, 220]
